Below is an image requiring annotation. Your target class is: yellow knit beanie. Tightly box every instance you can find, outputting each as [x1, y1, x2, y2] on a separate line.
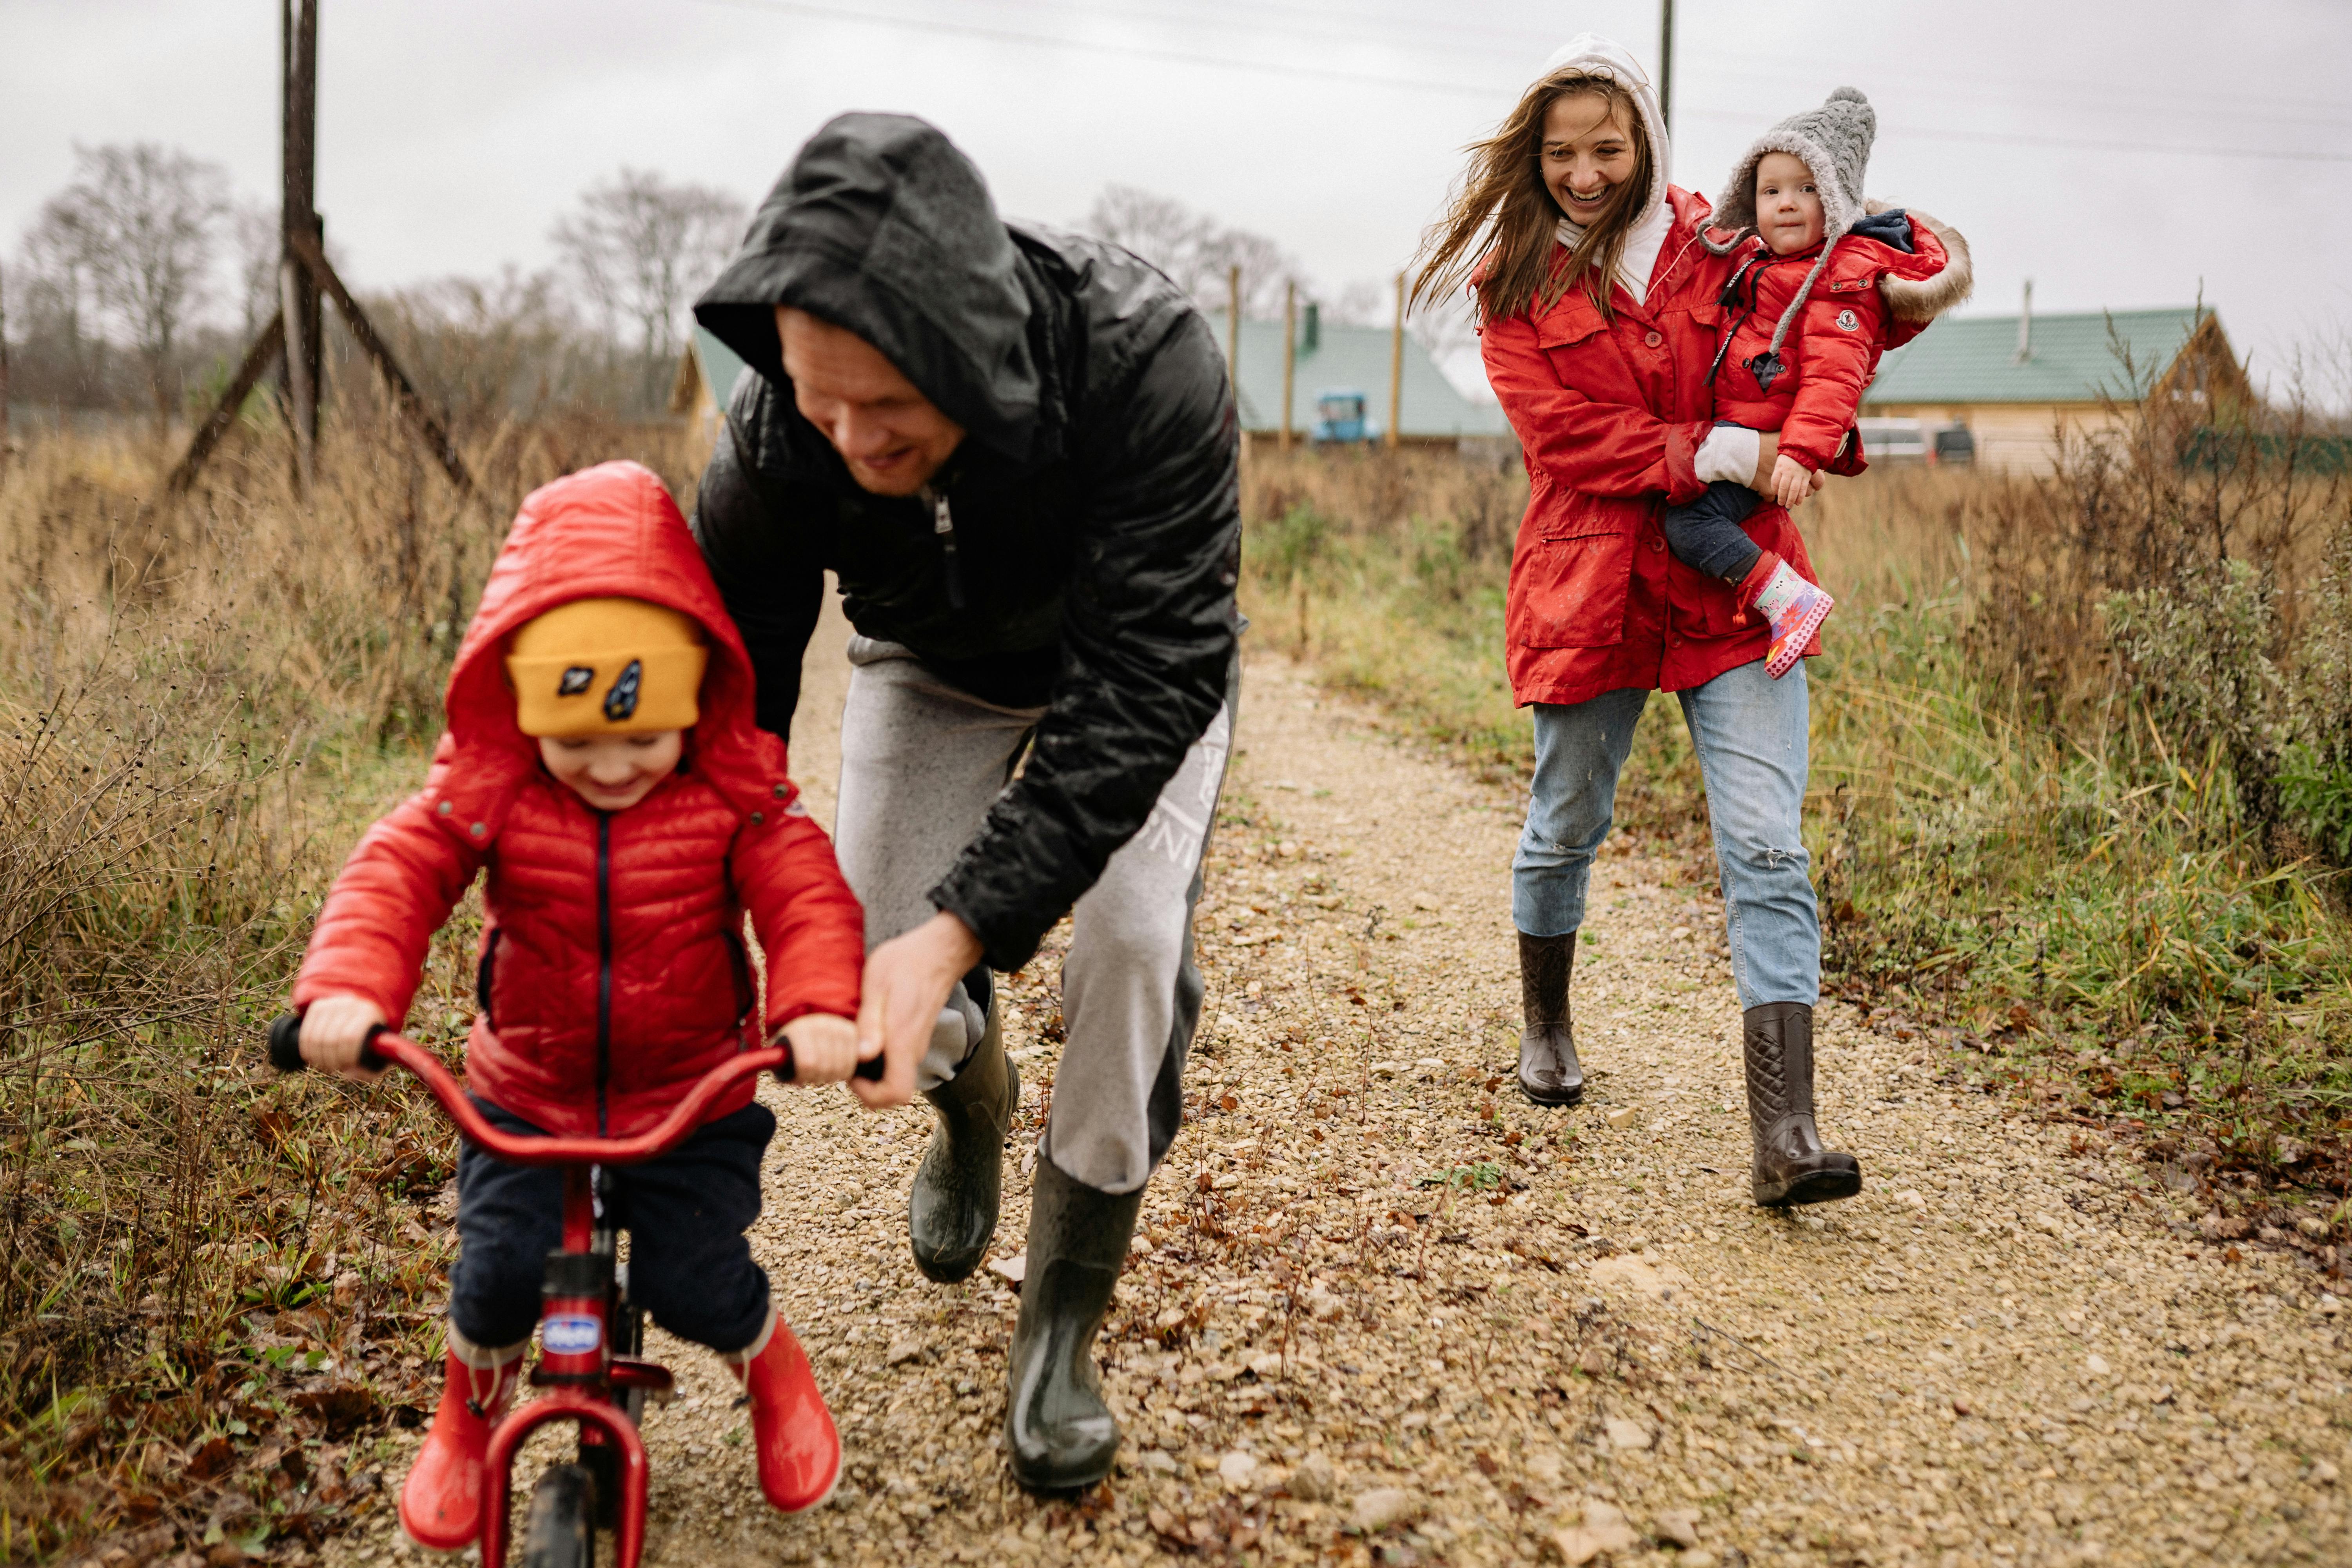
[505, 597, 707, 737]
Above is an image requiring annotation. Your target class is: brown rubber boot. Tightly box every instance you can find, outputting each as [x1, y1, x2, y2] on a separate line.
[1516, 931, 1584, 1107]
[1743, 1002, 1862, 1206]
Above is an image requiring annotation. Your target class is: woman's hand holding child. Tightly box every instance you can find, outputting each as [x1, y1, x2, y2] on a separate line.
[300, 995, 390, 1082]
[779, 1012, 867, 1085]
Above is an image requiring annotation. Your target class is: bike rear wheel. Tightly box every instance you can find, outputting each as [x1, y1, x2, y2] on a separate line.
[519, 1462, 595, 1568]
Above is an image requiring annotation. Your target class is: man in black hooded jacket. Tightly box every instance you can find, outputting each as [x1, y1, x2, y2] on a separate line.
[691, 113, 1238, 1493]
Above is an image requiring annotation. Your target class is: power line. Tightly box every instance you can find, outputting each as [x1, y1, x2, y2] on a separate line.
[692, 0, 2352, 166]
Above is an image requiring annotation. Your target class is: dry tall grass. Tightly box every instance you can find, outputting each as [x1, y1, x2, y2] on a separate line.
[0, 405, 704, 1559]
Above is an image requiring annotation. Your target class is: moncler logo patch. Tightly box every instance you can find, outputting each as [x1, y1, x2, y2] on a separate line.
[1835, 309, 1861, 332]
[603, 659, 642, 721]
[558, 666, 593, 696]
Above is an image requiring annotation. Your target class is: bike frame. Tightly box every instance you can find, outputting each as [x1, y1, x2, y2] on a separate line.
[357, 1031, 791, 1568]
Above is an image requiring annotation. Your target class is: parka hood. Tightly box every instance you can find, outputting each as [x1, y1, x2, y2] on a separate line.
[693, 113, 1042, 463]
[1535, 33, 1672, 236]
[438, 460, 784, 829]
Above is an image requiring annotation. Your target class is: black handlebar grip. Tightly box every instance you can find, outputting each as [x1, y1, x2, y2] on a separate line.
[268, 1013, 307, 1071]
[773, 1045, 889, 1083]
[267, 1013, 388, 1074]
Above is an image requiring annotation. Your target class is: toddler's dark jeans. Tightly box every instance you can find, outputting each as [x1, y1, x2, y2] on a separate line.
[1661, 480, 1766, 583]
[448, 1096, 774, 1355]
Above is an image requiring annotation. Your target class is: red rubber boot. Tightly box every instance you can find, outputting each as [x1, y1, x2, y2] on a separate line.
[399, 1339, 524, 1549]
[722, 1307, 841, 1514]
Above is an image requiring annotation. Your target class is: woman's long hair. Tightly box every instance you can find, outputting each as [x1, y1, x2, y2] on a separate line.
[1412, 72, 1655, 326]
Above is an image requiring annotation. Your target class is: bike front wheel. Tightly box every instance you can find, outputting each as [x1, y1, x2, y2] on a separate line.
[519, 1462, 595, 1568]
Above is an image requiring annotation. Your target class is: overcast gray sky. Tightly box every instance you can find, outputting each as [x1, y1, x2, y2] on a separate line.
[6, 0, 2350, 399]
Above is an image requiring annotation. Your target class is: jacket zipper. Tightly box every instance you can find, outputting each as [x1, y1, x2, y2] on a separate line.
[595, 811, 613, 1136]
[923, 485, 966, 610]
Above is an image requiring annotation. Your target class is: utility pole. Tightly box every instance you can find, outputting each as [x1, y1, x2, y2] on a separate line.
[170, 0, 471, 500]
[1385, 271, 1403, 451]
[0, 262, 12, 482]
[1225, 264, 1241, 399]
[1658, 0, 1675, 135]
[281, 0, 322, 491]
[1279, 282, 1297, 454]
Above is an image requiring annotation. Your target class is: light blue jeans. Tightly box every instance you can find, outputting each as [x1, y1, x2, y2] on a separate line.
[1512, 659, 1818, 1009]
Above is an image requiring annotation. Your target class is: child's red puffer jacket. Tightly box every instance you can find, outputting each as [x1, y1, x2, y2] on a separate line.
[1709, 210, 1951, 472]
[292, 461, 864, 1138]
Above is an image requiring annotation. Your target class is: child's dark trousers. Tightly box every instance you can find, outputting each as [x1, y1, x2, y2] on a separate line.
[1661, 480, 1765, 583]
[448, 1096, 774, 1354]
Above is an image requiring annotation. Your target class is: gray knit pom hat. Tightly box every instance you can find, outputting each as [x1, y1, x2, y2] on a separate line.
[1714, 85, 1876, 241]
[1709, 86, 1878, 378]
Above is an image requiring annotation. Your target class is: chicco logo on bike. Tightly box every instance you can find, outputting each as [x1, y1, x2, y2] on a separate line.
[543, 1316, 603, 1355]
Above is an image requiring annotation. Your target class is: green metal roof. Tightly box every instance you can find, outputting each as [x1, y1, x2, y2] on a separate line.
[1865, 307, 2213, 406]
[1203, 310, 1513, 439]
[695, 313, 1510, 441]
[690, 325, 750, 411]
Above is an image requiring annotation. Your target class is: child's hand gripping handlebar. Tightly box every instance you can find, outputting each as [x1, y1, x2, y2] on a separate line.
[264, 1013, 879, 1167]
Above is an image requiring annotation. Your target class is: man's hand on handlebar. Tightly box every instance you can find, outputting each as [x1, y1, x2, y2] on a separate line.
[300, 995, 391, 1082]
[853, 909, 984, 1110]
[777, 1012, 865, 1086]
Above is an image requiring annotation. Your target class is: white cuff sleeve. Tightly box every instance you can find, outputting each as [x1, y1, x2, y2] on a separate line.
[1692, 425, 1762, 487]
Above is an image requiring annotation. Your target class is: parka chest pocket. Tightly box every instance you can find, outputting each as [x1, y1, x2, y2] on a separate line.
[1518, 523, 1634, 649]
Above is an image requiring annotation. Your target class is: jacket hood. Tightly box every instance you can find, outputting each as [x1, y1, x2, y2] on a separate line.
[693, 113, 1042, 463]
[439, 461, 782, 828]
[1535, 33, 1672, 235]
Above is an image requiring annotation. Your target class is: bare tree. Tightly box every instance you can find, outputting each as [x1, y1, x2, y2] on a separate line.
[1078, 185, 1307, 320]
[52, 143, 230, 430]
[229, 199, 280, 343]
[552, 169, 746, 411]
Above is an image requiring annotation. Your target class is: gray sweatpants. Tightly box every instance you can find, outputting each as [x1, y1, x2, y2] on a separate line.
[831, 636, 1236, 1194]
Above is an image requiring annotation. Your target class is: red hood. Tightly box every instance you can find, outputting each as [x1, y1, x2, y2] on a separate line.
[434, 460, 785, 839]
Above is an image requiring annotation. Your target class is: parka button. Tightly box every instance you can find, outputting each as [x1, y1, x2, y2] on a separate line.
[469, 822, 486, 837]
[750, 811, 765, 826]
[436, 800, 453, 816]
[1644, 330, 1663, 347]
[1649, 538, 1665, 552]
[771, 783, 787, 800]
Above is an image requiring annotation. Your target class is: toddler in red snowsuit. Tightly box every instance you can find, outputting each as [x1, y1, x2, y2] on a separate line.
[1667, 86, 1963, 676]
[290, 460, 867, 1546]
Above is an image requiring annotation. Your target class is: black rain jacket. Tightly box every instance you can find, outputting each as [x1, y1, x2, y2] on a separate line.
[690, 113, 1240, 973]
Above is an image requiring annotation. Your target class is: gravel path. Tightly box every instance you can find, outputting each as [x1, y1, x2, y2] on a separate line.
[332, 630, 2351, 1568]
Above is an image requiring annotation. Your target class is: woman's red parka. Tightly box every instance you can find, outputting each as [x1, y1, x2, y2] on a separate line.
[291, 461, 864, 1137]
[1482, 187, 1822, 709]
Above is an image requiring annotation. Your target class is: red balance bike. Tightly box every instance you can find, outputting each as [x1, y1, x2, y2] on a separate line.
[266, 1015, 877, 1568]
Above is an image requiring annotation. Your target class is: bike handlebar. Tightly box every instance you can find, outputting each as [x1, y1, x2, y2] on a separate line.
[265, 1012, 882, 1167]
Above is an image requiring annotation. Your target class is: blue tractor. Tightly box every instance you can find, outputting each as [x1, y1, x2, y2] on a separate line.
[1311, 388, 1373, 444]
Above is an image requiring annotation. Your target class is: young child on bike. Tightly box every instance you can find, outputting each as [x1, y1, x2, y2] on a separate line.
[1671, 85, 1960, 677]
[290, 459, 867, 1546]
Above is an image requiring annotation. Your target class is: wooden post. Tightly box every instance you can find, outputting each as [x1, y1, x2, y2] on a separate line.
[1225, 264, 1241, 394]
[1386, 271, 1404, 451]
[290, 229, 474, 497]
[167, 312, 285, 496]
[1279, 281, 1296, 454]
[0, 261, 11, 482]
[281, 0, 321, 490]
[1657, 0, 1675, 134]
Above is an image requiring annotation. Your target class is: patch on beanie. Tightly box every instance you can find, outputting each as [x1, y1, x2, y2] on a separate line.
[603, 660, 642, 722]
[558, 666, 594, 697]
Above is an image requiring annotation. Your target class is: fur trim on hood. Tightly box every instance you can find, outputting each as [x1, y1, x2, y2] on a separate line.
[1871, 200, 1974, 322]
